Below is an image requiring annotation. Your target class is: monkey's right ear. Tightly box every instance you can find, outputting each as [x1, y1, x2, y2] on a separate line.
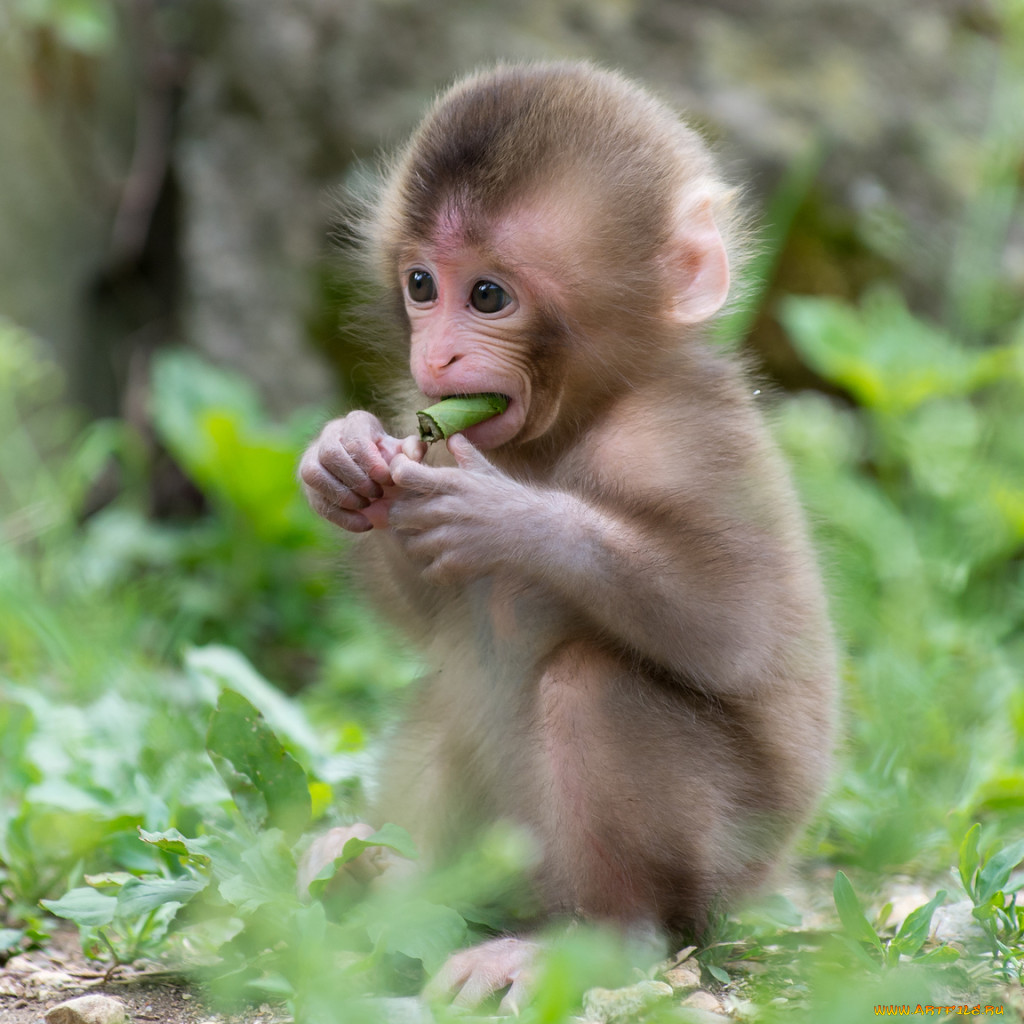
[666, 197, 731, 325]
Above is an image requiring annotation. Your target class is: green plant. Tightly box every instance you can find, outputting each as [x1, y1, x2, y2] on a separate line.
[959, 824, 1024, 982]
[775, 288, 1024, 869]
[40, 684, 577, 1023]
[832, 871, 957, 970]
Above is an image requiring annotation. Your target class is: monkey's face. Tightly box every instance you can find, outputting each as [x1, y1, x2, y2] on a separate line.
[399, 246, 563, 450]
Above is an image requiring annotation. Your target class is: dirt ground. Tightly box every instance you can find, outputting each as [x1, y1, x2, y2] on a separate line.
[0, 928, 282, 1024]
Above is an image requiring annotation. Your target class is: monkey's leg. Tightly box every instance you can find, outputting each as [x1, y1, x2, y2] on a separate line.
[527, 640, 763, 936]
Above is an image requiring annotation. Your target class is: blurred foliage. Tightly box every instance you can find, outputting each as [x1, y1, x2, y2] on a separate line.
[776, 281, 1024, 871]
[13, 0, 117, 55]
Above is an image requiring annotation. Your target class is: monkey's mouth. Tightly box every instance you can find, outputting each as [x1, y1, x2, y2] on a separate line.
[441, 392, 511, 404]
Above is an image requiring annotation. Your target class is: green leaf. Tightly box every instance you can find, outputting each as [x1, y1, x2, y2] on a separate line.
[207, 750, 269, 835]
[833, 871, 884, 953]
[186, 646, 324, 760]
[150, 350, 316, 545]
[913, 945, 961, 965]
[959, 824, 982, 897]
[206, 690, 311, 842]
[41, 887, 117, 927]
[892, 890, 946, 958]
[364, 899, 468, 974]
[780, 289, 993, 415]
[244, 973, 296, 999]
[977, 837, 1024, 904]
[339, 823, 419, 865]
[137, 828, 218, 865]
[705, 964, 731, 985]
[116, 877, 207, 919]
[417, 394, 508, 442]
[18, 0, 116, 54]
[217, 830, 296, 915]
[0, 928, 24, 952]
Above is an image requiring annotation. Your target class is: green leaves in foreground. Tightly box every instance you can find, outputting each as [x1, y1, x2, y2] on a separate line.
[832, 871, 957, 969]
[42, 875, 206, 963]
[958, 824, 1024, 978]
[37, 688, 478, 1018]
[206, 688, 311, 843]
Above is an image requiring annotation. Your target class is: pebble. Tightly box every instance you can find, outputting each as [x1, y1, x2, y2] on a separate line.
[44, 994, 128, 1024]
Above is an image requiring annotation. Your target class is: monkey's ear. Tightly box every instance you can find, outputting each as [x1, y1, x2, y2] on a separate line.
[667, 198, 731, 325]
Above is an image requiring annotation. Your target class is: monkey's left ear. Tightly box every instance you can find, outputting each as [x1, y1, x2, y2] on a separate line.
[667, 198, 731, 325]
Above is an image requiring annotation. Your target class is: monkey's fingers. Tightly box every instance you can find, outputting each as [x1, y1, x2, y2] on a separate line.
[389, 453, 455, 494]
[498, 971, 533, 1017]
[425, 937, 538, 1011]
[401, 434, 428, 462]
[302, 483, 374, 533]
[376, 433, 426, 467]
[318, 435, 390, 498]
[446, 434, 496, 474]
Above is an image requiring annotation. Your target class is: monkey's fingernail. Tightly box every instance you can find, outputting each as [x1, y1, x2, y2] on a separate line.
[401, 435, 426, 461]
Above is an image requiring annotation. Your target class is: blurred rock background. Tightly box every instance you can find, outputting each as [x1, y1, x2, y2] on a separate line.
[1, 0, 1019, 418]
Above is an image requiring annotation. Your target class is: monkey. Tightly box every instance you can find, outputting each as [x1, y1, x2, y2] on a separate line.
[298, 60, 837, 1010]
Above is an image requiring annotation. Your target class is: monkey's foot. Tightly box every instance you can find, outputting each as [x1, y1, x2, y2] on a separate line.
[297, 823, 414, 895]
[425, 936, 539, 1015]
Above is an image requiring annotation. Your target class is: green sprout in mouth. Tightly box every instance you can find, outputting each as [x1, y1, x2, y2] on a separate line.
[416, 393, 510, 443]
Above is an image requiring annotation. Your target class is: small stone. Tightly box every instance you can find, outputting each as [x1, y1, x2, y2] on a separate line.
[664, 960, 702, 990]
[45, 994, 127, 1024]
[931, 899, 985, 943]
[583, 980, 673, 1022]
[25, 969, 76, 994]
[681, 989, 724, 1014]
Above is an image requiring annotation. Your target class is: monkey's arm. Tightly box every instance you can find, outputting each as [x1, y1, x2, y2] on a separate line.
[387, 437, 803, 690]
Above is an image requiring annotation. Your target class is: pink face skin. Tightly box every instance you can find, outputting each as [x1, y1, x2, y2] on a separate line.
[400, 247, 539, 451]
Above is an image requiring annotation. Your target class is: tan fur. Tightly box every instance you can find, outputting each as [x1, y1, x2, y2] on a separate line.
[304, 61, 837, 944]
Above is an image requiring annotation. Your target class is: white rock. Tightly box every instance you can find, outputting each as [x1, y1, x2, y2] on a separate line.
[45, 994, 127, 1024]
[682, 988, 725, 1014]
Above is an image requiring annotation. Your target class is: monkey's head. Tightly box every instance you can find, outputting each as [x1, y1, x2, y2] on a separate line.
[368, 62, 738, 451]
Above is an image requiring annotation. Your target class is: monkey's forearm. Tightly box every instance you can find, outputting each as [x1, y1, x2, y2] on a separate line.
[519, 490, 791, 688]
[359, 530, 447, 640]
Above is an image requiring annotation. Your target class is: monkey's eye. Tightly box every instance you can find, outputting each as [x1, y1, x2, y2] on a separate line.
[470, 280, 511, 314]
[407, 270, 438, 303]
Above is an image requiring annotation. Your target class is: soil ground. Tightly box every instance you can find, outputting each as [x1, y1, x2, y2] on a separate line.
[0, 928, 280, 1024]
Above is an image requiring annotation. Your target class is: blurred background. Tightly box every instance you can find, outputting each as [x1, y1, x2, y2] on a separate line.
[1, 0, 1023, 1014]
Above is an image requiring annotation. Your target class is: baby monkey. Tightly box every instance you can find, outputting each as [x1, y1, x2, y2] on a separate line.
[299, 60, 837, 1010]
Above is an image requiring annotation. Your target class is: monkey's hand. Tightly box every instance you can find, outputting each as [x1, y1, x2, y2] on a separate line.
[299, 412, 426, 532]
[424, 936, 539, 1015]
[387, 434, 538, 584]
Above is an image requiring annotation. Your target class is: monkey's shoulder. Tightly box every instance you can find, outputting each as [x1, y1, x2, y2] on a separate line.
[569, 380, 773, 504]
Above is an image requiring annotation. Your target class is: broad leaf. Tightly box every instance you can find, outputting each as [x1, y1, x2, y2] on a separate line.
[833, 871, 884, 952]
[977, 837, 1024, 904]
[365, 899, 467, 974]
[116, 877, 207, 918]
[892, 890, 946, 958]
[206, 690, 311, 842]
[959, 824, 981, 897]
[41, 887, 117, 927]
[339, 823, 419, 865]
